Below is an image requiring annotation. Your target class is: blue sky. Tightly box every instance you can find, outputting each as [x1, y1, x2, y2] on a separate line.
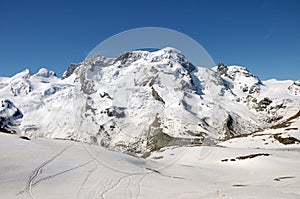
[0, 0, 299, 80]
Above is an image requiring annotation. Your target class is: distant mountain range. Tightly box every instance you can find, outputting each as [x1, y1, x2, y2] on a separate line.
[1, 47, 299, 157]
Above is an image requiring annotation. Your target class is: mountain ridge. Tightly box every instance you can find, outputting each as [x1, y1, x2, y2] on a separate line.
[0, 47, 299, 156]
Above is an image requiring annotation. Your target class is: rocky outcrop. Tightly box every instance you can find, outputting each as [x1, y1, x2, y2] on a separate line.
[62, 64, 80, 79]
[0, 99, 23, 133]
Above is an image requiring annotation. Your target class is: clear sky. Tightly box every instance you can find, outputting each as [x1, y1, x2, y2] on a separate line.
[0, 0, 299, 80]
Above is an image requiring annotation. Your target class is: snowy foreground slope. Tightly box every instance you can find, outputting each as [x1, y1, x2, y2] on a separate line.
[0, 47, 299, 157]
[1, 133, 300, 199]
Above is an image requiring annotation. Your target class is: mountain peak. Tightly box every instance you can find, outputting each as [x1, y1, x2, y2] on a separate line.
[161, 47, 182, 54]
[12, 69, 32, 79]
[212, 63, 263, 94]
[34, 68, 57, 78]
[148, 47, 184, 59]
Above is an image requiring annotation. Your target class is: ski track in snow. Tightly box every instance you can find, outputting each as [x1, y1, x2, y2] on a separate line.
[18, 144, 73, 199]
[77, 163, 98, 199]
[92, 176, 116, 199]
[100, 173, 138, 199]
[136, 174, 147, 199]
[33, 159, 94, 186]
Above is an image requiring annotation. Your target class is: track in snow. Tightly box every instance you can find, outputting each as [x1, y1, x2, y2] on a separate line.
[18, 144, 73, 198]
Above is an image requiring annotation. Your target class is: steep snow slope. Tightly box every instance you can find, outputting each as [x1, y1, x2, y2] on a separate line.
[0, 48, 299, 157]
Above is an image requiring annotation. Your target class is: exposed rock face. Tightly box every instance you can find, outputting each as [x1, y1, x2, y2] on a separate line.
[62, 64, 80, 80]
[288, 80, 300, 96]
[216, 64, 263, 95]
[255, 97, 273, 111]
[0, 99, 23, 133]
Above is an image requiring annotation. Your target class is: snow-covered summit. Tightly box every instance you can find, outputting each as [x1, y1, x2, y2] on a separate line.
[213, 63, 262, 95]
[11, 69, 32, 80]
[33, 68, 57, 78]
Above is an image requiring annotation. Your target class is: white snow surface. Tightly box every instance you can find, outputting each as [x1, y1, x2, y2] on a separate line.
[1, 133, 300, 199]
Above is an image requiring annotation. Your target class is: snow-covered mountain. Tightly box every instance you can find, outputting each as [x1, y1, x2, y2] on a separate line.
[0, 47, 299, 157]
